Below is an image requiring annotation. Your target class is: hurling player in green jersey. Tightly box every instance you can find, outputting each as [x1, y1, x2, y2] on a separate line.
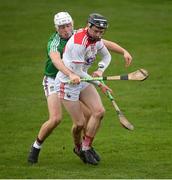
[44, 32, 69, 77]
[28, 12, 81, 164]
[28, 12, 132, 164]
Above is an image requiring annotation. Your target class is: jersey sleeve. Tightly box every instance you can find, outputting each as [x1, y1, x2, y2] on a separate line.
[49, 36, 60, 54]
[97, 40, 111, 72]
[96, 39, 105, 51]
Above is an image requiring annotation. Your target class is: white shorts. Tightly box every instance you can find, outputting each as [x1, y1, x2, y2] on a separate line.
[55, 78, 90, 101]
[42, 76, 57, 97]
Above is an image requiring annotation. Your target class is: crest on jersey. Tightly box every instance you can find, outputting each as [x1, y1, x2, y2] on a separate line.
[85, 57, 95, 65]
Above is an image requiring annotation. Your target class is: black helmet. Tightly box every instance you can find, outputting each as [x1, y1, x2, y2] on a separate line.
[88, 13, 108, 29]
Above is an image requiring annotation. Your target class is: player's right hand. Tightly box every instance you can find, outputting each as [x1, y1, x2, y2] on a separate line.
[123, 50, 132, 67]
[98, 83, 112, 94]
[69, 73, 81, 84]
[92, 70, 103, 77]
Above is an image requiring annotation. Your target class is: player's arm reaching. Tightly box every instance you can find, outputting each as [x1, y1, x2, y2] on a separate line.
[102, 39, 132, 67]
[71, 62, 112, 93]
[50, 51, 80, 84]
[70, 44, 112, 93]
[92, 44, 111, 77]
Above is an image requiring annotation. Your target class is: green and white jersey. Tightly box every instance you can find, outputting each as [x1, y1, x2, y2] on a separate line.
[44, 32, 68, 77]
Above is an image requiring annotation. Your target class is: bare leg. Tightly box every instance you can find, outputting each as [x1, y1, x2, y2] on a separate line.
[37, 93, 62, 142]
[62, 100, 85, 148]
[71, 101, 91, 139]
[80, 85, 105, 139]
[70, 84, 104, 150]
[28, 93, 62, 164]
[80, 101, 91, 130]
[78, 84, 104, 164]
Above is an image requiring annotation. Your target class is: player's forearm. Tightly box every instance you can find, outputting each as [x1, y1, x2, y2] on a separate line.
[53, 60, 72, 76]
[72, 63, 100, 86]
[50, 52, 72, 76]
[98, 46, 111, 72]
[103, 39, 127, 55]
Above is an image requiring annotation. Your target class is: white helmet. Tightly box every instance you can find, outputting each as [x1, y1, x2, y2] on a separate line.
[54, 12, 73, 28]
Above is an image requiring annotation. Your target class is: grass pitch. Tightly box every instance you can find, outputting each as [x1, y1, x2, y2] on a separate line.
[0, 0, 172, 178]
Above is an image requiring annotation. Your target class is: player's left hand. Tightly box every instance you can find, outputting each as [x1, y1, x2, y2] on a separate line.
[123, 50, 132, 67]
[92, 70, 103, 77]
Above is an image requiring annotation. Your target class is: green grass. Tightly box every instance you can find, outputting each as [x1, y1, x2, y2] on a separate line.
[0, 0, 172, 178]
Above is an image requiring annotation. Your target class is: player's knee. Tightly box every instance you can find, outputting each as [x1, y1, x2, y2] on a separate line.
[94, 107, 105, 119]
[50, 115, 62, 127]
[75, 120, 85, 129]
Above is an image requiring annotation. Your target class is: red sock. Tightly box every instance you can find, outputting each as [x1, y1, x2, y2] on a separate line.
[82, 135, 94, 150]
